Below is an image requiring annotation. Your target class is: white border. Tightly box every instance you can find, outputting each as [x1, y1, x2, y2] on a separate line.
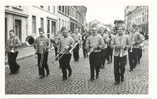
[0, 0, 152, 98]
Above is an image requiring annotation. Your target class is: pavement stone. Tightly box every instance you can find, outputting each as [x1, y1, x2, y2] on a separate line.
[5, 42, 148, 94]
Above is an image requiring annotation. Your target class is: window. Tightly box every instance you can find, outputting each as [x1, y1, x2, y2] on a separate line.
[32, 16, 36, 34]
[59, 6, 61, 11]
[40, 18, 44, 31]
[47, 20, 50, 33]
[51, 21, 56, 35]
[62, 6, 64, 13]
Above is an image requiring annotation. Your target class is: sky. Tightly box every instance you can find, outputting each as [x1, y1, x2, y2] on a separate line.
[85, 0, 126, 25]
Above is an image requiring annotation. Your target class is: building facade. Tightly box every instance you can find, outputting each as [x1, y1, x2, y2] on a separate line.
[69, 6, 87, 33]
[57, 6, 70, 32]
[27, 6, 57, 39]
[5, 5, 87, 45]
[57, 6, 87, 33]
[5, 6, 28, 44]
[124, 6, 149, 33]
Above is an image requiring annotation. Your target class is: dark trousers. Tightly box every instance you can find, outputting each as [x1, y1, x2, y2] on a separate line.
[37, 52, 49, 77]
[82, 41, 87, 58]
[128, 48, 136, 71]
[83, 48, 87, 58]
[54, 47, 58, 57]
[107, 46, 113, 63]
[89, 52, 102, 79]
[73, 44, 79, 61]
[59, 53, 72, 79]
[82, 45, 88, 58]
[114, 56, 127, 83]
[101, 48, 108, 67]
[8, 52, 20, 74]
[134, 48, 142, 65]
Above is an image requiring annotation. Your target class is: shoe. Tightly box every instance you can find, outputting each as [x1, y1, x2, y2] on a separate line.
[46, 73, 50, 77]
[9, 72, 13, 75]
[63, 77, 67, 81]
[96, 75, 99, 79]
[114, 81, 120, 85]
[90, 78, 94, 81]
[68, 72, 72, 77]
[100, 65, 104, 69]
[129, 69, 133, 72]
[39, 75, 44, 79]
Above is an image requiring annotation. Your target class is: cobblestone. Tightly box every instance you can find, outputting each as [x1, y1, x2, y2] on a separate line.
[5, 44, 148, 94]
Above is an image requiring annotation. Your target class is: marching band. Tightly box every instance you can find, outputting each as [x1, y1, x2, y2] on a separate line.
[6, 24, 145, 84]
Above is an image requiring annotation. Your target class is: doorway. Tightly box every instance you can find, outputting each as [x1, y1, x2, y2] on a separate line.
[15, 19, 22, 41]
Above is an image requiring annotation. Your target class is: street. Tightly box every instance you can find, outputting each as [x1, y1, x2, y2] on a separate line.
[5, 42, 148, 94]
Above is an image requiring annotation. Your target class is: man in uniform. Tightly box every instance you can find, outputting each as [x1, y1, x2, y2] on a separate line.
[86, 27, 105, 81]
[112, 26, 129, 85]
[128, 27, 137, 72]
[34, 28, 50, 79]
[97, 28, 107, 68]
[6, 29, 21, 74]
[132, 26, 145, 66]
[107, 31, 114, 64]
[71, 28, 82, 62]
[82, 30, 88, 58]
[57, 27, 74, 81]
[101, 29, 109, 67]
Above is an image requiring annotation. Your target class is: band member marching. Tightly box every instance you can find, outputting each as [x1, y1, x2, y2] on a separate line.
[6, 29, 21, 74]
[112, 26, 129, 85]
[106, 31, 114, 64]
[34, 28, 50, 79]
[71, 28, 82, 62]
[101, 29, 110, 68]
[133, 26, 145, 65]
[86, 27, 105, 81]
[57, 27, 74, 81]
[82, 31, 88, 58]
[51, 33, 62, 58]
[128, 27, 136, 72]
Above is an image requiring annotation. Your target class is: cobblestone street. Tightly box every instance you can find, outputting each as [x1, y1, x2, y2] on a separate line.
[5, 42, 148, 94]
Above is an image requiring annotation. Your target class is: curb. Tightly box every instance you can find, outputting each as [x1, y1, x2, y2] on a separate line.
[5, 49, 55, 66]
[5, 53, 35, 65]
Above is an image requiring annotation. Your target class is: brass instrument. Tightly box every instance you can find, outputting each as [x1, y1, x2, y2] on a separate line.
[25, 36, 35, 46]
[25, 36, 44, 68]
[55, 42, 79, 61]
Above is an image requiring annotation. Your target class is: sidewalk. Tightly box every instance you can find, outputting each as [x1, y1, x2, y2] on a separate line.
[5, 47, 35, 65]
